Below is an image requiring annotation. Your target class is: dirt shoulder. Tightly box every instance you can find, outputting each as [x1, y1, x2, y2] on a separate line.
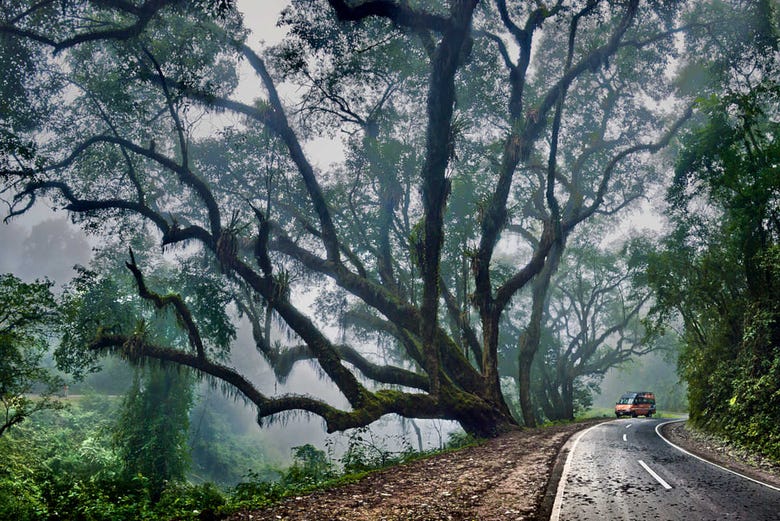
[225, 418, 779, 521]
[659, 420, 780, 489]
[225, 420, 603, 521]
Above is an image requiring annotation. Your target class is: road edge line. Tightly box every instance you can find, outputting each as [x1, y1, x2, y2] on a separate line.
[547, 421, 611, 521]
[655, 420, 780, 492]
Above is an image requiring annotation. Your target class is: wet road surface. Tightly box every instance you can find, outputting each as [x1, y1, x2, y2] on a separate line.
[551, 418, 780, 520]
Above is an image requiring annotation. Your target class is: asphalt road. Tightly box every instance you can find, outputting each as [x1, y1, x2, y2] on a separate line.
[550, 418, 780, 521]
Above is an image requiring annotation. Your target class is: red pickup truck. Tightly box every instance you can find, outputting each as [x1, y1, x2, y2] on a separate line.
[615, 391, 656, 418]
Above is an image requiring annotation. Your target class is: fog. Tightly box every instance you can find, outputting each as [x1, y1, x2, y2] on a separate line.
[0, 208, 456, 478]
[594, 351, 688, 414]
[0, 214, 90, 285]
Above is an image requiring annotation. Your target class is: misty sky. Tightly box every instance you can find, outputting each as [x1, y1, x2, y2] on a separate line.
[0, 212, 91, 286]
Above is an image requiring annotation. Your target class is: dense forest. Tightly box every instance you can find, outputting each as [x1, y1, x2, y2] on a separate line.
[1, 0, 778, 518]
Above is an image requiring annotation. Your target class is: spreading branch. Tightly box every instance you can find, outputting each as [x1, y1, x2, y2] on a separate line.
[326, 0, 450, 32]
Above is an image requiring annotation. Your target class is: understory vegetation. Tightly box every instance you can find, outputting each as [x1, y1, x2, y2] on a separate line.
[0, 393, 477, 521]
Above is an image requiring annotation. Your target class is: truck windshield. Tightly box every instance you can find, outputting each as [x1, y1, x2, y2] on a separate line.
[618, 397, 634, 404]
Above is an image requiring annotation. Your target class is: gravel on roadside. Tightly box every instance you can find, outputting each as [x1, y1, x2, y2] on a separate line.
[224, 420, 605, 521]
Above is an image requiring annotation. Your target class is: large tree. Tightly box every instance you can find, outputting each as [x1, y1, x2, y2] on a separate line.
[0, 0, 737, 436]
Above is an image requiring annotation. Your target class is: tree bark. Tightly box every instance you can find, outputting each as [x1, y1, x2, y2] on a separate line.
[562, 376, 575, 421]
[518, 239, 565, 426]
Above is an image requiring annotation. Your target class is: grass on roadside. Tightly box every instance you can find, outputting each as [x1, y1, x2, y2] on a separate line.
[576, 407, 688, 420]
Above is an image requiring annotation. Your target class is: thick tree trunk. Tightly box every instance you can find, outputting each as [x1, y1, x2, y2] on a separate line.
[459, 414, 516, 439]
[538, 388, 557, 421]
[439, 378, 517, 437]
[451, 399, 517, 438]
[417, 0, 479, 399]
[482, 317, 505, 406]
[517, 341, 537, 427]
[562, 377, 575, 420]
[547, 384, 567, 421]
[517, 240, 564, 427]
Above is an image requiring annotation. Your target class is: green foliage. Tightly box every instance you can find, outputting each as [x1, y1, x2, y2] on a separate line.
[0, 273, 64, 436]
[155, 482, 226, 520]
[114, 365, 195, 501]
[0, 1, 61, 167]
[339, 427, 408, 473]
[229, 441, 376, 512]
[649, 64, 780, 460]
[0, 391, 488, 519]
[230, 470, 288, 510]
[443, 429, 479, 450]
[58, 256, 237, 379]
[0, 394, 125, 521]
[0, 393, 229, 520]
[58, 267, 137, 378]
[230, 429, 479, 512]
[285, 443, 336, 485]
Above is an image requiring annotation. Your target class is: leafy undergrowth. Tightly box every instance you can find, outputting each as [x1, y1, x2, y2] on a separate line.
[219, 429, 481, 518]
[0, 412, 480, 521]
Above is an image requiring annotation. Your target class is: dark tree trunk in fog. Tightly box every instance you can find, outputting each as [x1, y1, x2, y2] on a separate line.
[561, 376, 575, 421]
[518, 240, 563, 427]
[517, 345, 536, 427]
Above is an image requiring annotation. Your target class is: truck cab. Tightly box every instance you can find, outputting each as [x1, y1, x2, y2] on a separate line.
[615, 391, 656, 418]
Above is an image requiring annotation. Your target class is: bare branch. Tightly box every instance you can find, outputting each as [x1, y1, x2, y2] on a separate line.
[239, 298, 429, 391]
[140, 46, 189, 170]
[240, 44, 343, 264]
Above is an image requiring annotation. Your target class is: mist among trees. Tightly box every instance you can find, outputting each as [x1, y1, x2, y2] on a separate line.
[1, 0, 778, 518]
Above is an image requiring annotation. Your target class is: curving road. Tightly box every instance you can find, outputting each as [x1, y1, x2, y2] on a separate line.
[550, 418, 780, 521]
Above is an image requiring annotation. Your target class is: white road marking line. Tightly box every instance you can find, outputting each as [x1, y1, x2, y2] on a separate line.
[639, 460, 672, 489]
[550, 421, 610, 521]
[656, 420, 780, 492]
[626, 424, 632, 429]
[623, 433, 627, 442]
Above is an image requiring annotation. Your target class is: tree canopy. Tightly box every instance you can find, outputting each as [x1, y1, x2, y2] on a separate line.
[0, 0, 761, 436]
